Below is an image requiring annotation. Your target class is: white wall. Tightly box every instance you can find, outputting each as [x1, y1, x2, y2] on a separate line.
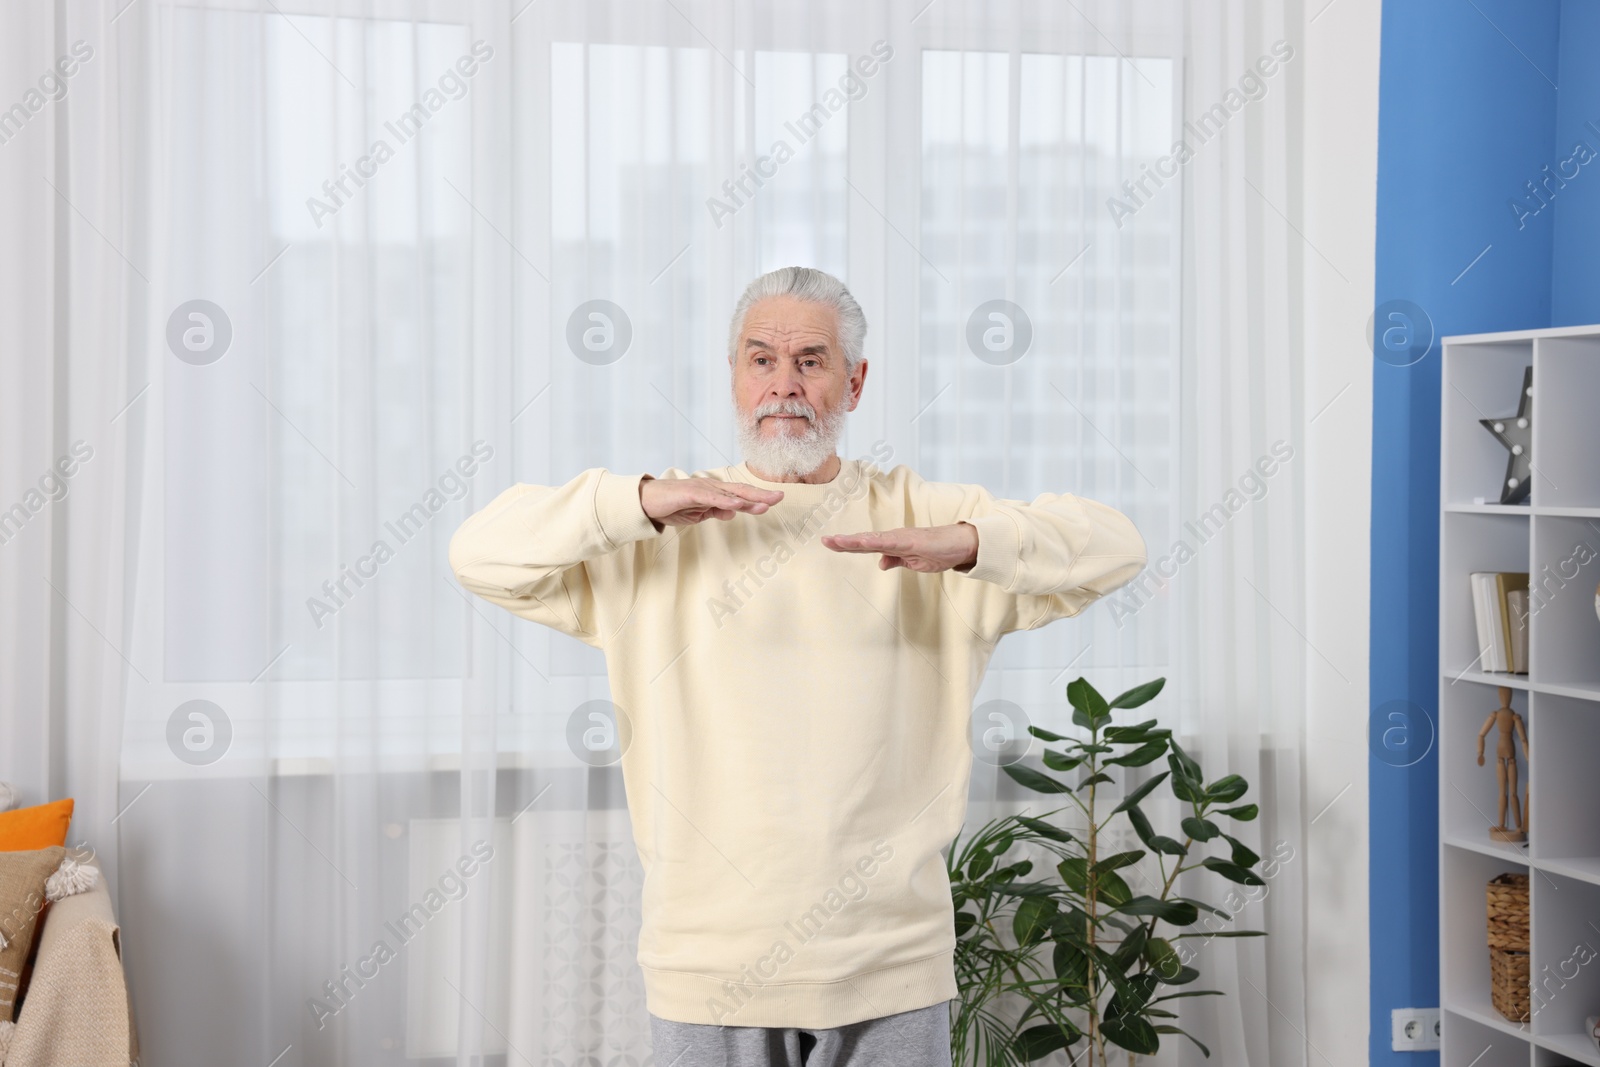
[1301, 1, 1380, 1063]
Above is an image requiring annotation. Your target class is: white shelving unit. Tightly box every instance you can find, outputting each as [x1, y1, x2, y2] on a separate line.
[1439, 325, 1600, 1067]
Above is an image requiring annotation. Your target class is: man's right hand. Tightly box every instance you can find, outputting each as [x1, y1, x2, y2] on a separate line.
[639, 475, 784, 529]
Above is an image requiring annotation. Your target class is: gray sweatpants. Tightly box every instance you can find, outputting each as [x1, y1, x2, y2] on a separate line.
[649, 1000, 952, 1066]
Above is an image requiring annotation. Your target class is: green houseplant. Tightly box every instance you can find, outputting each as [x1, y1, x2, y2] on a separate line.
[948, 676, 1266, 1066]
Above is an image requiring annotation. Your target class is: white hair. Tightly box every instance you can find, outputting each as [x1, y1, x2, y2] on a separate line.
[726, 267, 867, 375]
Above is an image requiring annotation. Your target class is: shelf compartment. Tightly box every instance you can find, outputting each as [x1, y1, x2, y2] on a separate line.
[1536, 1032, 1600, 1066]
[1444, 1006, 1531, 1065]
[1528, 694, 1600, 865]
[1441, 512, 1533, 676]
[1443, 339, 1534, 507]
[1441, 680, 1532, 848]
[1528, 515, 1600, 690]
[1443, 845, 1533, 1046]
[1445, 1001, 1533, 1050]
[1534, 337, 1600, 509]
[1531, 869, 1600, 1040]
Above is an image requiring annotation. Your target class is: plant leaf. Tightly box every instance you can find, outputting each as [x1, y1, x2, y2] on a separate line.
[1205, 774, 1249, 803]
[1101, 1014, 1160, 1054]
[1062, 858, 1133, 905]
[1223, 834, 1261, 868]
[1057, 857, 1087, 893]
[990, 863, 1026, 885]
[1109, 678, 1167, 709]
[1172, 929, 1267, 938]
[1106, 971, 1160, 1017]
[1013, 896, 1057, 946]
[1149, 835, 1188, 857]
[967, 848, 992, 878]
[1126, 804, 1188, 857]
[1094, 850, 1144, 875]
[1155, 1025, 1212, 1058]
[1104, 718, 1159, 741]
[1053, 941, 1090, 989]
[1144, 936, 1182, 980]
[1067, 677, 1110, 729]
[1124, 803, 1155, 839]
[1041, 749, 1086, 772]
[1181, 816, 1220, 842]
[990, 879, 1061, 898]
[953, 910, 977, 937]
[1016, 816, 1075, 844]
[1011, 1024, 1080, 1060]
[1167, 739, 1202, 780]
[1107, 739, 1170, 767]
[1184, 898, 1233, 918]
[1115, 895, 1200, 925]
[1077, 772, 1115, 790]
[1200, 857, 1266, 885]
[1110, 923, 1148, 970]
[1169, 765, 1205, 804]
[1097, 870, 1133, 906]
[1002, 763, 1072, 795]
[1112, 771, 1171, 813]
[1028, 724, 1068, 742]
[1170, 779, 1205, 805]
[1052, 905, 1088, 933]
[1218, 803, 1259, 821]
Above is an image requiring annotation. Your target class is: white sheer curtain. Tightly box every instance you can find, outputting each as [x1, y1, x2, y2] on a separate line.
[0, 0, 1314, 1063]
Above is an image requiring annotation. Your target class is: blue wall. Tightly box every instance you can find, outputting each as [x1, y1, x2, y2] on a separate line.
[1552, 1, 1600, 325]
[1370, 2, 1562, 1064]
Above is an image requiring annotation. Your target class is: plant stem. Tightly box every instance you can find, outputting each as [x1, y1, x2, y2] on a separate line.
[1143, 839, 1195, 945]
[981, 917, 1032, 995]
[1085, 738, 1102, 1067]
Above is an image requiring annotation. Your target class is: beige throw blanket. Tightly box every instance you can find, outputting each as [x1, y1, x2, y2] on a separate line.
[5, 861, 137, 1067]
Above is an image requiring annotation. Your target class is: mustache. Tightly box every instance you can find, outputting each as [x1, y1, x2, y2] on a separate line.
[752, 400, 815, 421]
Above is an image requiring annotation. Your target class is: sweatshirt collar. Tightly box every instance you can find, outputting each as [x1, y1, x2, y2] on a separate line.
[731, 457, 859, 499]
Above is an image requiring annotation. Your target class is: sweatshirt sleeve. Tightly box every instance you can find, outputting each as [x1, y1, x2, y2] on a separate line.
[448, 467, 665, 648]
[926, 479, 1147, 642]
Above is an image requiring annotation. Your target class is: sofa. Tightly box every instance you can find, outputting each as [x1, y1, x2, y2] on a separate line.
[0, 836, 137, 1067]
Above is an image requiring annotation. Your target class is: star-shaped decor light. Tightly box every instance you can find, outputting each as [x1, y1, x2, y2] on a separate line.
[1480, 366, 1533, 505]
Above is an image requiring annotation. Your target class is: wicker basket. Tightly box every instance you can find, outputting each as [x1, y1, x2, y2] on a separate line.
[1490, 947, 1531, 1022]
[1487, 872, 1531, 1022]
[1487, 873, 1530, 951]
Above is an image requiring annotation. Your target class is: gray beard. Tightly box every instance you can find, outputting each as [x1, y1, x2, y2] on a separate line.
[734, 397, 848, 480]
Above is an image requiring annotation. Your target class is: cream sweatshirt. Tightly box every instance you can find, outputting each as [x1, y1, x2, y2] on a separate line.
[448, 447, 1146, 1029]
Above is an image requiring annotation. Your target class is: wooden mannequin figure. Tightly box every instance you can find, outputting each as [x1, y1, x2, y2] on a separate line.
[1477, 686, 1529, 843]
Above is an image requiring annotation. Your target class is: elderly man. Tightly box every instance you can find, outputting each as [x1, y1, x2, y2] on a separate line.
[449, 267, 1145, 1066]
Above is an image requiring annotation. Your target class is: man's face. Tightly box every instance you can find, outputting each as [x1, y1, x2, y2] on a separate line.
[731, 295, 865, 442]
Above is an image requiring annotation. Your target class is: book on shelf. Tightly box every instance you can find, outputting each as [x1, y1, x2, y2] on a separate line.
[1470, 571, 1529, 674]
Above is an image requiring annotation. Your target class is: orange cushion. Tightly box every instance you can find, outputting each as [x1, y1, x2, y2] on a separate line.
[0, 799, 74, 851]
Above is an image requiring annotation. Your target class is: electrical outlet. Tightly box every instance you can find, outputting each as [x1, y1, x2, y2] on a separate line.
[1391, 1007, 1442, 1051]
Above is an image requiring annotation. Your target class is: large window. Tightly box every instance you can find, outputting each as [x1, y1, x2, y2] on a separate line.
[138, 7, 1182, 774]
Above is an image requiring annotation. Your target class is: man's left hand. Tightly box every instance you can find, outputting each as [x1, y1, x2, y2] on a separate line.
[821, 523, 980, 573]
